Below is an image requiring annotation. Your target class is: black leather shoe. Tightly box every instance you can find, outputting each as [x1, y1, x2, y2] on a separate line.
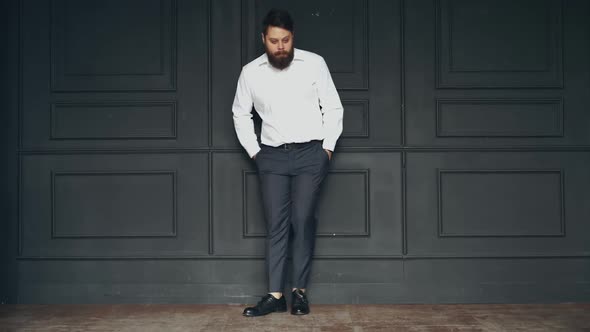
[242, 294, 287, 317]
[291, 289, 310, 315]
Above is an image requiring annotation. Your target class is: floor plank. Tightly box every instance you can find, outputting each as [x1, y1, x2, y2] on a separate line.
[1, 303, 589, 331]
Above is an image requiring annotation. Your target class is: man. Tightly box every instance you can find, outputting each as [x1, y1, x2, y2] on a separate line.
[232, 9, 343, 317]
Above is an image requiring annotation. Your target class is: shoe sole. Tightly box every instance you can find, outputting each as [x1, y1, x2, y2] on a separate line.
[290, 310, 310, 315]
[242, 308, 287, 317]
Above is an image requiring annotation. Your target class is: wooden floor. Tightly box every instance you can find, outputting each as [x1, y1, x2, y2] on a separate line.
[1, 303, 589, 331]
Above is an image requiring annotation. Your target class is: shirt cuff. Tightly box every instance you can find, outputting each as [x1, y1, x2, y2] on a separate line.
[246, 145, 261, 159]
[322, 139, 336, 152]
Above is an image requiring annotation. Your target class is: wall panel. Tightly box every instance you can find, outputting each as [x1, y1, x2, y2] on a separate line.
[20, 0, 209, 150]
[436, 0, 563, 88]
[211, 0, 402, 150]
[406, 151, 590, 256]
[211, 152, 402, 257]
[20, 153, 209, 257]
[10, 0, 590, 304]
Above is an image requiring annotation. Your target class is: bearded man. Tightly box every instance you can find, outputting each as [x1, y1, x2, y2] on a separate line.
[232, 8, 344, 317]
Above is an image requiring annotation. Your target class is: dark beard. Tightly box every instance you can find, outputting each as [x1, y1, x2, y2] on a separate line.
[265, 47, 294, 70]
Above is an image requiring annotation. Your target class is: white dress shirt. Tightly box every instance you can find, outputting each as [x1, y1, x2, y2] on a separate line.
[232, 48, 344, 158]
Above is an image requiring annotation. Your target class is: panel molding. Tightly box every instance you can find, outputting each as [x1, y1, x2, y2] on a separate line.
[15, 253, 590, 260]
[446, 1, 550, 74]
[435, 98, 564, 137]
[435, 0, 564, 88]
[341, 99, 370, 138]
[50, 170, 178, 238]
[241, 169, 371, 237]
[50, 101, 178, 140]
[17, 146, 590, 155]
[50, 0, 178, 91]
[436, 168, 565, 238]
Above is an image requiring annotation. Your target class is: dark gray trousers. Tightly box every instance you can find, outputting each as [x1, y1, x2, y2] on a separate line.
[255, 140, 330, 292]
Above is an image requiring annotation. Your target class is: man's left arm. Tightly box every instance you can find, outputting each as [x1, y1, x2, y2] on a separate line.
[317, 57, 344, 158]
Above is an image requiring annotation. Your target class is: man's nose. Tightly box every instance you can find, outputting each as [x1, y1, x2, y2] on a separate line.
[277, 42, 284, 50]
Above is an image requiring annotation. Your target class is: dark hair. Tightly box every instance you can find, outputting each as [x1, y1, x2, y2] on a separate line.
[262, 9, 294, 35]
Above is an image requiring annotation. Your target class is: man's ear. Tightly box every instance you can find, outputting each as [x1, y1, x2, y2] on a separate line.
[261, 32, 265, 44]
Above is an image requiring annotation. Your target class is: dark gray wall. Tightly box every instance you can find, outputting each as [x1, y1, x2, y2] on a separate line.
[1, 0, 19, 304]
[9, 0, 590, 304]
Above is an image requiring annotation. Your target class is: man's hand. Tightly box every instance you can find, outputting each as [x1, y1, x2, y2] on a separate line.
[324, 149, 332, 160]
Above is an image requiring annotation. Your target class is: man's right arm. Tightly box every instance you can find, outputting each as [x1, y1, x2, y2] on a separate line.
[232, 68, 260, 159]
